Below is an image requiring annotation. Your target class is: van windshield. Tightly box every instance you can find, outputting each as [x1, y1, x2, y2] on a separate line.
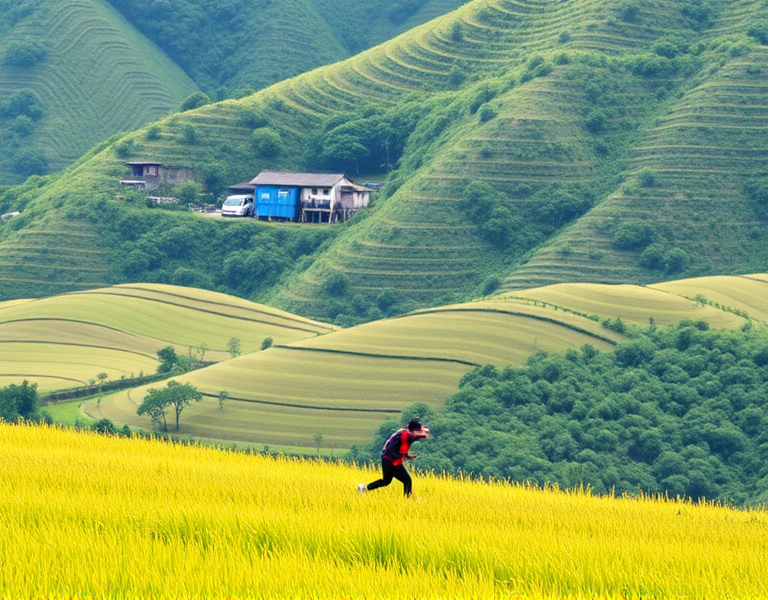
[224, 197, 248, 206]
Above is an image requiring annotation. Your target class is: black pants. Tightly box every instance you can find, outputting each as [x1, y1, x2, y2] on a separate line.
[367, 458, 412, 496]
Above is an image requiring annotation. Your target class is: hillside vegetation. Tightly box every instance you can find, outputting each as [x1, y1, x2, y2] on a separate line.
[106, 0, 469, 94]
[87, 274, 761, 452]
[0, 0, 198, 184]
[3, 422, 768, 599]
[1, 0, 768, 318]
[0, 0, 466, 184]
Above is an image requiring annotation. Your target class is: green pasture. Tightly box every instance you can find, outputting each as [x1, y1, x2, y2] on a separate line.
[42, 399, 95, 427]
[507, 283, 748, 329]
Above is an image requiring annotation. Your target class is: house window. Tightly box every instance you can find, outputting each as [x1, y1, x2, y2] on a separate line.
[323, 189, 330, 195]
[312, 188, 318, 195]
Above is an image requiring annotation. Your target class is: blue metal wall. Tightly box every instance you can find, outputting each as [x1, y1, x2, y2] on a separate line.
[255, 186, 299, 220]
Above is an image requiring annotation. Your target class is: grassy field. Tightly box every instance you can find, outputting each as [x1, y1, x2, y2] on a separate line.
[3, 422, 768, 599]
[89, 274, 764, 451]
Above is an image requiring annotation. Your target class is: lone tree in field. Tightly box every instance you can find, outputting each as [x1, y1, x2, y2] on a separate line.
[227, 337, 241, 358]
[138, 380, 202, 431]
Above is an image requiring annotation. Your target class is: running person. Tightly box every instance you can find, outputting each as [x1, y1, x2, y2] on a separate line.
[358, 420, 429, 497]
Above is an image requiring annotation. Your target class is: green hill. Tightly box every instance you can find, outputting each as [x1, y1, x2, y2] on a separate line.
[0, 0, 199, 184]
[1, 0, 768, 317]
[85, 274, 761, 452]
[106, 0, 469, 94]
[0, 0, 467, 185]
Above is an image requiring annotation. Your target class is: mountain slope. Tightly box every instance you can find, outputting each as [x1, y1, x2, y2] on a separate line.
[0, 0, 199, 183]
[1, 0, 768, 314]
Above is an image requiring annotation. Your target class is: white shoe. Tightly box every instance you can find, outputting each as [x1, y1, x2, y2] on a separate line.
[357, 483, 367, 494]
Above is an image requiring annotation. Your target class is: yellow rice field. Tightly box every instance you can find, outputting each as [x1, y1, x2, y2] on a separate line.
[3, 423, 768, 600]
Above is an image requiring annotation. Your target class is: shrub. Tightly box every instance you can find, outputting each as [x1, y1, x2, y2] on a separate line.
[618, 1, 641, 23]
[613, 221, 655, 250]
[10, 148, 47, 177]
[323, 271, 349, 297]
[180, 92, 211, 112]
[181, 124, 199, 144]
[477, 104, 497, 123]
[664, 248, 689, 274]
[748, 23, 768, 45]
[584, 110, 607, 134]
[479, 275, 501, 296]
[145, 124, 162, 140]
[3, 40, 47, 67]
[250, 127, 282, 158]
[639, 243, 665, 270]
[0, 89, 43, 119]
[637, 167, 657, 187]
[448, 65, 465, 88]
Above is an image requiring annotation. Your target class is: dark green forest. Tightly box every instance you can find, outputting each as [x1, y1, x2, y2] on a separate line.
[355, 321, 768, 505]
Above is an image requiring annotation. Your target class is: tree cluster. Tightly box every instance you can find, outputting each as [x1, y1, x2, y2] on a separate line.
[377, 321, 768, 505]
[137, 380, 202, 432]
[0, 380, 39, 422]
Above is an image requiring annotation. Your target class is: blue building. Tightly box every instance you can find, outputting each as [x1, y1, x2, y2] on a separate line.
[249, 171, 372, 223]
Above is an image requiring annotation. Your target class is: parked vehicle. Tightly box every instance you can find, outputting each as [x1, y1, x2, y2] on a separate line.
[221, 195, 254, 217]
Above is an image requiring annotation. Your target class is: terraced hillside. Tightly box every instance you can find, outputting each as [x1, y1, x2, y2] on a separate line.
[0, 0, 198, 183]
[0, 283, 331, 391]
[106, 0, 469, 93]
[2, 0, 768, 316]
[88, 274, 763, 452]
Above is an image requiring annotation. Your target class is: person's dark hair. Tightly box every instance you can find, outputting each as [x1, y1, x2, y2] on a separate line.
[407, 419, 422, 431]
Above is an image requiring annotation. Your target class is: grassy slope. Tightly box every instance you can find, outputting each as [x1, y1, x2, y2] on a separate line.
[90, 274, 760, 451]
[2, 0, 768, 315]
[0, 283, 331, 391]
[0, 0, 198, 183]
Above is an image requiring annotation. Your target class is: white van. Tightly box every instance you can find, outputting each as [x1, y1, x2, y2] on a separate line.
[221, 194, 254, 217]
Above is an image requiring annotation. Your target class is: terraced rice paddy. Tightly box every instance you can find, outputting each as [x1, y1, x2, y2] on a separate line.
[3, 422, 768, 599]
[0, 283, 331, 392]
[89, 274, 764, 451]
[0, 0, 197, 180]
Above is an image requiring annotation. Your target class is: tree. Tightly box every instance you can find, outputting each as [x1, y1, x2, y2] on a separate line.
[157, 346, 179, 373]
[227, 337, 241, 358]
[165, 380, 202, 430]
[314, 433, 324, 456]
[218, 390, 229, 410]
[136, 387, 168, 431]
[0, 380, 39, 422]
[176, 181, 202, 207]
[261, 337, 273, 350]
[137, 380, 202, 431]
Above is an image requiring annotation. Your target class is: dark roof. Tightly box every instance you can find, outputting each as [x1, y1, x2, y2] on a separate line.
[341, 183, 373, 192]
[228, 180, 256, 192]
[126, 161, 162, 166]
[249, 171, 347, 187]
